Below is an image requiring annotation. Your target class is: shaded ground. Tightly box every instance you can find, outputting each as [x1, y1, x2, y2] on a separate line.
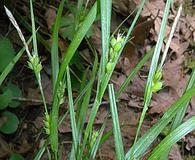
[0, 0, 195, 159]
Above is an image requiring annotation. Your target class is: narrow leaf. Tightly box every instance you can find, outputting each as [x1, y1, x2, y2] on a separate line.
[51, 0, 66, 90]
[109, 84, 125, 160]
[149, 116, 195, 159]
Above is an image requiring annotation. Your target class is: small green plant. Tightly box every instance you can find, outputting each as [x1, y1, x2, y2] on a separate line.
[0, 38, 16, 72]
[0, 111, 19, 134]
[0, 83, 22, 134]
[9, 153, 24, 160]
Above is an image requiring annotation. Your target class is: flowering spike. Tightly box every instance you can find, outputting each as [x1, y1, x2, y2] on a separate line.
[44, 113, 50, 135]
[28, 54, 42, 74]
[152, 68, 163, 93]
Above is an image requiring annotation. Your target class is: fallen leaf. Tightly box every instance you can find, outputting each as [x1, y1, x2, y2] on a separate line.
[0, 136, 12, 158]
[112, 0, 136, 16]
[149, 88, 178, 114]
[163, 60, 188, 96]
[184, 133, 195, 151]
[169, 144, 183, 160]
[45, 6, 56, 31]
[126, 75, 145, 97]
[121, 57, 132, 75]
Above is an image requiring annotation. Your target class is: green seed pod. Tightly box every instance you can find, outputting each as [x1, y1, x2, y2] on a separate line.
[152, 81, 163, 93]
[44, 120, 50, 128]
[27, 61, 33, 70]
[44, 113, 50, 135]
[113, 43, 122, 52]
[117, 36, 125, 44]
[28, 55, 42, 73]
[34, 56, 39, 65]
[110, 37, 117, 47]
[154, 68, 163, 82]
[45, 113, 50, 122]
[37, 64, 43, 73]
[45, 127, 50, 135]
[110, 47, 115, 60]
[106, 62, 113, 73]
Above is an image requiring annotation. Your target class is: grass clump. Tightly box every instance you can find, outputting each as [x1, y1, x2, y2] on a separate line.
[3, 0, 195, 160]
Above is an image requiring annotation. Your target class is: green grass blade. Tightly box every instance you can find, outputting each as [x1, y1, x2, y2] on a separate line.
[74, 81, 91, 105]
[66, 66, 79, 158]
[51, 0, 66, 91]
[99, 129, 113, 147]
[30, 0, 38, 55]
[100, 0, 112, 75]
[157, 5, 184, 159]
[77, 67, 89, 103]
[134, 0, 172, 144]
[116, 46, 154, 98]
[50, 2, 97, 153]
[29, 0, 48, 116]
[57, 2, 97, 84]
[172, 70, 195, 130]
[125, 85, 195, 160]
[0, 37, 32, 86]
[34, 146, 46, 160]
[75, 0, 84, 31]
[109, 84, 125, 160]
[148, 116, 195, 160]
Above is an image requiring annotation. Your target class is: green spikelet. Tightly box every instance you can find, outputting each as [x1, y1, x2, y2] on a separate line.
[44, 113, 50, 135]
[57, 81, 66, 105]
[152, 68, 163, 93]
[106, 33, 125, 73]
[28, 54, 42, 74]
[89, 130, 99, 149]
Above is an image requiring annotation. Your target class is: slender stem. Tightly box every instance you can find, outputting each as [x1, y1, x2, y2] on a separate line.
[36, 74, 48, 115]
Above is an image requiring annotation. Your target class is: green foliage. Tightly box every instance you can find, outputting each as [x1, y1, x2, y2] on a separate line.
[51, 0, 66, 91]
[149, 116, 195, 159]
[0, 38, 15, 72]
[4, 83, 22, 108]
[133, 0, 173, 147]
[0, 89, 12, 110]
[0, 37, 32, 87]
[50, 2, 97, 154]
[109, 84, 125, 160]
[34, 146, 46, 160]
[66, 66, 78, 159]
[89, 122, 106, 159]
[0, 111, 19, 134]
[0, 83, 21, 110]
[9, 154, 24, 160]
[60, 3, 94, 40]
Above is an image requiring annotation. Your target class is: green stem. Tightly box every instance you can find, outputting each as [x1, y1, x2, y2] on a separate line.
[36, 73, 48, 115]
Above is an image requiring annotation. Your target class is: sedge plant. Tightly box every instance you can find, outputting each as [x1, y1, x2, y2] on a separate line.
[4, 0, 195, 160]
